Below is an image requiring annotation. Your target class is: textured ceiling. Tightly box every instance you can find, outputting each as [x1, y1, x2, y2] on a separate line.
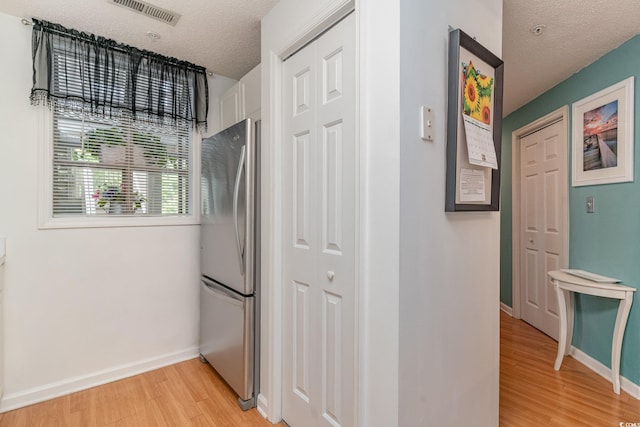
[1, 0, 637, 112]
[503, 0, 640, 115]
[0, 0, 279, 80]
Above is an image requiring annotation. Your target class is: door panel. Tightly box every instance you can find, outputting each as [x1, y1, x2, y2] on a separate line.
[323, 121, 343, 254]
[323, 48, 343, 103]
[520, 120, 566, 339]
[322, 291, 342, 424]
[544, 170, 561, 254]
[283, 24, 319, 427]
[293, 280, 311, 402]
[282, 13, 355, 427]
[294, 132, 312, 249]
[524, 174, 539, 232]
[525, 248, 539, 307]
[545, 252, 560, 316]
[295, 68, 312, 115]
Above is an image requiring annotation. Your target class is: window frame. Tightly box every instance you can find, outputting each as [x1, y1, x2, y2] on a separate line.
[38, 108, 201, 229]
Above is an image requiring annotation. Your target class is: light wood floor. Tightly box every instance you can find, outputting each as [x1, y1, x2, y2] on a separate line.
[0, 358, 283, 426]
[2, 314, 640, 426]
[500, 310, 640, 426]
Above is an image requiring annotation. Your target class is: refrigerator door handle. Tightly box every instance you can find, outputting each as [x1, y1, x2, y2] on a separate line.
[233, 144, 246, 274]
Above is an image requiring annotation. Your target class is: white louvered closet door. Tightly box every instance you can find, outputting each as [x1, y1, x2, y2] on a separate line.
[281, 12, 356, 427]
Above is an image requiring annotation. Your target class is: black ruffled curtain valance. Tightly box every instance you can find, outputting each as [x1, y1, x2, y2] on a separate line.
[30, 19, 209, 132]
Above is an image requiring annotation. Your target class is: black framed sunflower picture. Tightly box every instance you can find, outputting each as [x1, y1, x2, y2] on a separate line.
[445, 28, 504, 212]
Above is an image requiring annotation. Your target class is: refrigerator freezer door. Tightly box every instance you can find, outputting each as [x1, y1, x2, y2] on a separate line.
[201, 120, 254, 295]
[199, 278, 254, 401]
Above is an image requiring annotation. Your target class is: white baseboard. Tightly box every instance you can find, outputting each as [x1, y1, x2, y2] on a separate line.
[257, 393, 269, 419]
[569, 346, 640, 399]
[0, 346, 199, 413]
[500, 302, 513, 316]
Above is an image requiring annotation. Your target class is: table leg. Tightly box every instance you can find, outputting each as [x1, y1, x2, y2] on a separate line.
[565, 288, 574, 356]
[554, 282, 569, 370]
[611, 292, 633, 394]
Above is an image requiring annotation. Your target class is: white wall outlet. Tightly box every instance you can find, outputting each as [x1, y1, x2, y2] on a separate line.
[420, 106, 435, 141]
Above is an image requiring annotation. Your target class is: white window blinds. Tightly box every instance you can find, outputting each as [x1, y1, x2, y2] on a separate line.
[52, 109, 192, 217]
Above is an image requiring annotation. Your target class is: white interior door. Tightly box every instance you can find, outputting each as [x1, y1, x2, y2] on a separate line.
[282, 13, 356, 427]
[519, 120, 567, 340]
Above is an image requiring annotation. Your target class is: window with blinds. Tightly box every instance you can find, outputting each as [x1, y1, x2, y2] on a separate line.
[43, 37, 196, 221]
[52, 109, 192, 217]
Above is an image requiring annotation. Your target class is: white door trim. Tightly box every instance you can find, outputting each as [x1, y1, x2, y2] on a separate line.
[511, 105, 569, 319]
[259, 1, 358, 423]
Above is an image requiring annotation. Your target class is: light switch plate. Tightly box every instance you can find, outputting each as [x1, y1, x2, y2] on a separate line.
[420, 106, 434, 141]
[586, 196, 595, 213]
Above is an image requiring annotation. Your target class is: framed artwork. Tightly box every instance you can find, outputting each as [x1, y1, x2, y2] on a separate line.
[445, 28, 504, 212]
[571, 77, 634, 187]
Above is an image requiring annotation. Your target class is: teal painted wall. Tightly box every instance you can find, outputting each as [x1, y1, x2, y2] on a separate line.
[500, 35, 640, 383]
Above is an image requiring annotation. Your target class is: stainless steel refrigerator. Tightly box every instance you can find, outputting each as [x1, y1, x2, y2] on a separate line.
[199, 118, 260, 410]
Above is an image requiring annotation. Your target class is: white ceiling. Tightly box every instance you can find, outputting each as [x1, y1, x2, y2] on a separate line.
[503, 0, 640, 115]
[0, 0, 638, 114]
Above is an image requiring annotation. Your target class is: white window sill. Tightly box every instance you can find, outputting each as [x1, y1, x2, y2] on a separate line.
[38, 215, 199, 230]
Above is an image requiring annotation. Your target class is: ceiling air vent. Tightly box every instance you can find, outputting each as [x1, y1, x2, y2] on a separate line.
[108, 0, 181, 26]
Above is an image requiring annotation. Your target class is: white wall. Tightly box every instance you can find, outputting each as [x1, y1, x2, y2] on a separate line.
[356, 1, 400, 426]
[0, 12, 231, 411]
[398, 0, 502, 425]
